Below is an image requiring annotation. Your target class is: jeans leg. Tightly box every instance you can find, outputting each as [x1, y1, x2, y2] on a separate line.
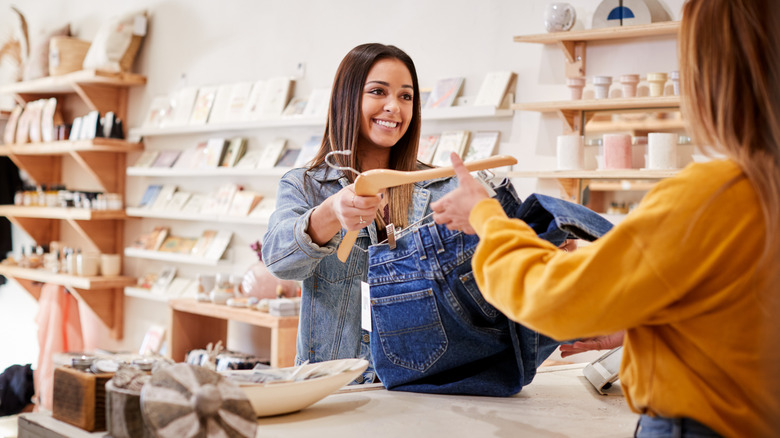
[636, 415, 722, 438]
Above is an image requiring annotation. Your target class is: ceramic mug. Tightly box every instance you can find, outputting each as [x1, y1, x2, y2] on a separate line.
[545, 3, 576, 32]
[100, 254, 121, 276]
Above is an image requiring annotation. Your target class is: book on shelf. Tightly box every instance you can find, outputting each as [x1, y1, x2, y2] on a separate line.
[26, 100, 44, 143]
[139, 324, 166, 355]
[431, 130, 471, 167]
[275, 148, 300, 168]
[227, 191, 263, 216]
[15, 104, 33, 144]
[200, 183, 240, 216]
[248, 198, 276, 219]
[464, 131, 501, 161]
[203, 230, 233, 261]
[167, 87, 199, 127]
[189, 86, 218, 125]
[151, 267, 176, 294]
[206, 83, 235, 125]
[68, 116, 82, 141]
[164, 191, 191, 212]
[221, 137, 247, 167]
[180, 193, 207, 214]
[151, 150, 181, 168]
[474, 71, 517, 108]
[41, 98, 63, 143]
[79, 110, 101, 140]
[282, 97, 307, 116]
[242, 80, 267, 120]
[132, 150, 160, 168]
[256, 138, 287, 169]
[204, 138, 228, 168]
[150, 184, 178, 211]
[293, 135, 322, 168]
[425, 77, 465, 109]
[301, 88, 330, 118]
[172, 143, 205, 169]
[166, 277, 194, 298]
[132, 226, 169, 251]
[159, 235, 197, 254]
[3, 105, 23, 145]
[233, 150, 263, 169]
[249, 76, 293, 119]
[417, 134, 440, 165]
[191, 230, 217, 257]
[225, 81, 255, 122]
[142, 96, 172, 129]
[138, 184, 163, 208]
[419, 88, 432, 108]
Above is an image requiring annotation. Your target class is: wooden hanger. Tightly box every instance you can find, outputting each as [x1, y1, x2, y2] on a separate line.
[336, 154, 517, 262]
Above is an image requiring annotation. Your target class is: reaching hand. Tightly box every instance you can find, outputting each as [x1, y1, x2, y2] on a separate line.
[431, 153, 490, 234]
[559, 331, 625, 358]
[331, 185, 382, 231]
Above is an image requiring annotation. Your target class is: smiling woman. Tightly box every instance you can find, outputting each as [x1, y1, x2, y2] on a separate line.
[261, 43, 459, 384]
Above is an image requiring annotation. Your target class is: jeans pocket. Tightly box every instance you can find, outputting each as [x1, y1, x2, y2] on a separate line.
[372, 289, 448, 372]
[459, 271, 500, 320]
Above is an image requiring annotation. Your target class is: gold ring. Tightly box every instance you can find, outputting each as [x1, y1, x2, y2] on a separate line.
[359, 216, 365, 224]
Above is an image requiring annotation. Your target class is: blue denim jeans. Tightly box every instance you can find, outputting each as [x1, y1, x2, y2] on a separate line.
[636, 415, 722, 438]
[367, 180, 613, 396]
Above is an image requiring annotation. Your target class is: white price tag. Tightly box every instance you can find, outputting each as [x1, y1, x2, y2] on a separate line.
[361, 281, 372, 332]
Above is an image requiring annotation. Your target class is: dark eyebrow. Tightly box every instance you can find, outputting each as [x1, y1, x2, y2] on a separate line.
[365, 80, 414, 90]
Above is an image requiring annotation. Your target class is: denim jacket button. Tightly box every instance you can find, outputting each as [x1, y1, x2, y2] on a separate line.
[362, 334, 370, 343]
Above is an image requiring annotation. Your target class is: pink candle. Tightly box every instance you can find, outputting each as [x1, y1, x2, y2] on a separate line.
[603, 134, 633, 169]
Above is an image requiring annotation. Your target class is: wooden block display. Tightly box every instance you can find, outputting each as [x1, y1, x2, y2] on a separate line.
[52, 366, 113, 431]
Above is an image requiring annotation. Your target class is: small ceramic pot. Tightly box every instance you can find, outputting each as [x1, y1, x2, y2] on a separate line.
[669, 71, 680, 96]
[592, 76, 612, 99]
[566, 77, 586, 100]
[647, 72, 668, 97]
[620, 74, 640, 98]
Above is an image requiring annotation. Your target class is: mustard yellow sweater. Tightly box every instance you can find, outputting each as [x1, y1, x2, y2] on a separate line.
[470, 160, 776, 437]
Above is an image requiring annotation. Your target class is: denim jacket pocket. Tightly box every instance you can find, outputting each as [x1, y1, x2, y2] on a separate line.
[371, 289, 448, 372]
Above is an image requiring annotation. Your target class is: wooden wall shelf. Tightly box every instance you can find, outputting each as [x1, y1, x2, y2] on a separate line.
[125, 207, 269, 225]
[168, 298, 298, 368]
[126, 166, 291, 177]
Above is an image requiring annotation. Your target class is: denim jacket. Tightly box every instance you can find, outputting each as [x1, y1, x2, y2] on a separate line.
[262, 163, 458, 382]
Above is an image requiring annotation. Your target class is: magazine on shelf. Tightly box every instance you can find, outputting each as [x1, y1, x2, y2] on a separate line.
[474, 71, 517, 108]
[206, 83, 235, 125]
[142, 96, 173, 129]
[191, 230, 218, 257]
[180, 193, 207, 214]
[151, 267, 177, 294]
[200, 183, 240, 216]
[282, 97, 307, 116]
[417, 134, 440, 165]
[189, 86, 218, 125]
[431, 130, 471, 167]
[248, 198, 277, 219]
[132, 226, 169, 251]
[419, 88, 432, 108]
[151, 150, 181, 168]
[242, 79, 267, 120]
[256, 138, 287, 169]
[204, 138, 228, 168]
[203, 230, 233, 261]
[221, 137, 247, 167]
[293, 135, 322, 168]
[138, 184, 163, 208]
[249, 76, 293, 119]
[164, 191, 191, 212]
[132, 150, 160, 168]
[301, 88, 330, 118]
[275, 149, 300, 168]
[150, 184, 178, 211]
[464, 131, 501, 161]
[227, 191, 263, 216]
[234, 150, 263, 169]
[159, 236, 189, 254]
[172, 143, 205, 169]
[167, 87, 199, 127]
[224, 81, 255, 122]
[425, 77, 465, 109]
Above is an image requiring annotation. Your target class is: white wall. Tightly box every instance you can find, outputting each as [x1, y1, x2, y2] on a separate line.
[0, 0, 685, 365]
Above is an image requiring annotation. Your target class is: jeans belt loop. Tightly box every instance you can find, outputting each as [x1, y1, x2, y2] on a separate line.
[427, 222, 446, 254]
[412, 228, 427, 261]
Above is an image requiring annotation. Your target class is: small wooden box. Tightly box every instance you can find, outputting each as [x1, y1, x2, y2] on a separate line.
[52, 365, 113, 431]
[48, 36, 91, 76]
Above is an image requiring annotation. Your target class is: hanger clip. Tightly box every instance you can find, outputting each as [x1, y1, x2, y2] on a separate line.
[386, 223, 397, 250]
[476, 170, 497, 197]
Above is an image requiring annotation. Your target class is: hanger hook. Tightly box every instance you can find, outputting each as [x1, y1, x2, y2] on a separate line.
[324, 150, 361, 176]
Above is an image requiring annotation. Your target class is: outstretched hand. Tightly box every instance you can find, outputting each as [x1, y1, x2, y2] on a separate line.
[431, 152, 491, 235]
[559, 332, 625, 358]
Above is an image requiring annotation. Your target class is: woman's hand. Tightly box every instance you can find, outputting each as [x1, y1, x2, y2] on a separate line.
[431, 152, 490, 234]
[559, 331, 625, 358]
[332, 185, 382, 231]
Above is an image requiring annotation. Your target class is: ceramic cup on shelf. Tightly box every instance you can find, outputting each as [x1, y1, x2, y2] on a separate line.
[647, 72, 668, 97]
[566, 77, 586, 100]
[620, 74, 640, 98]
[669, 71, 680, 96]
[647, 132, 679, 169]
[556, 135, 585, 170]
[602, 134, 633, 169]
[592, 76, 612, 99]
[77, 252, 101, 276]
[100, 254, 121, 276]
[544, 3, 576, 32]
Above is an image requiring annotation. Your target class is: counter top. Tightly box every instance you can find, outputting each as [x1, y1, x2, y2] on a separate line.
[17, 364, 637, 438]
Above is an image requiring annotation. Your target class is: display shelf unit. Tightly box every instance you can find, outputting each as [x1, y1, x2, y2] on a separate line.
[124, 247, 230, 266]
[124, 286, 178, 303]
[168, 298, 298, 368]
[128, 105, 513, 139]
[125, 207, 269, 225]
[126, 166, 291, 177]
[513, 21, 679, 77]
[0, 69, 146, 340]
[585, 117, 686, 134]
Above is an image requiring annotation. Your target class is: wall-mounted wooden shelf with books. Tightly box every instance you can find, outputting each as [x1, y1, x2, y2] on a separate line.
[125, 207, 270, 225]
[513, 96, 680, 133]
[168, 298, 298, 368]
[513, 22, 679, 77]
[0, 264, 135, 340]
[124, 247, 230, 267]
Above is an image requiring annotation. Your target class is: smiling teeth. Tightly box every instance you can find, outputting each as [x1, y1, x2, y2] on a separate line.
[376, 120, 398, 128]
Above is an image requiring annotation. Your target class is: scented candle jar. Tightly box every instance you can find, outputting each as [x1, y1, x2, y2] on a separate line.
[556, 134, 585, 170]
[602, 134, 633, 169]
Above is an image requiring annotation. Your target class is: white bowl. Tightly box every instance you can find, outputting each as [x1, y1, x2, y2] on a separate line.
[222, 358, 369, 417]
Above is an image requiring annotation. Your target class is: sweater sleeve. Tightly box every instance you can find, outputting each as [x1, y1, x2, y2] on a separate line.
[468, 197, 678, 340]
